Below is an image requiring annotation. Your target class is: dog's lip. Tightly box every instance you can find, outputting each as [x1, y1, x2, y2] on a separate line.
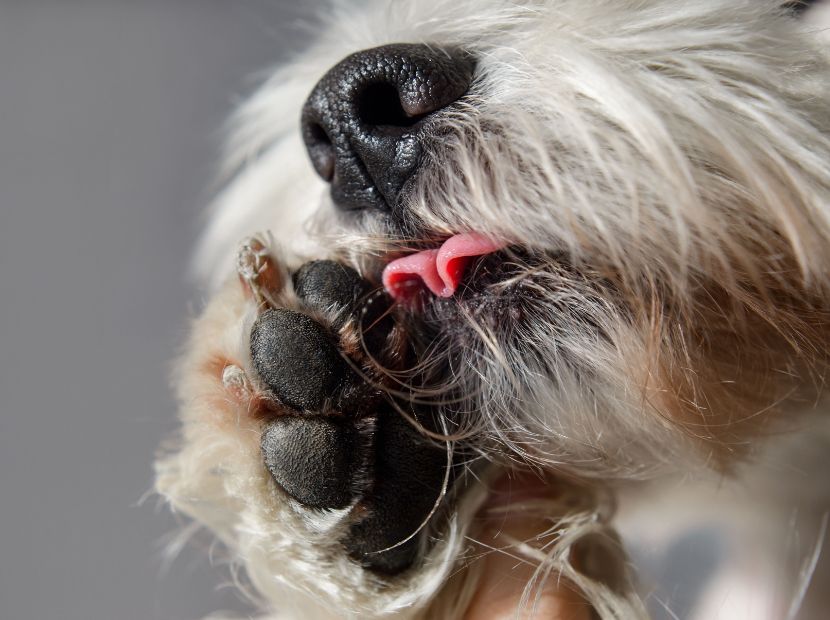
[382, 233, 508, 300]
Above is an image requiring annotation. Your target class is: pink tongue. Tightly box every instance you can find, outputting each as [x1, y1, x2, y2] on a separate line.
[383, 233, 507, 300]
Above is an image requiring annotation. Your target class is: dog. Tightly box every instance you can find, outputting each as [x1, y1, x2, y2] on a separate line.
[155, 1, 830, 617]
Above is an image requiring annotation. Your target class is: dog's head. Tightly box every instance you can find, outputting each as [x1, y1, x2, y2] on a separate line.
[158, 0, 830, 617]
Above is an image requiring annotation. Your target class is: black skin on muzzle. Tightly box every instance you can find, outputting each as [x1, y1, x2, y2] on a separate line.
[301, 43, 475, 216]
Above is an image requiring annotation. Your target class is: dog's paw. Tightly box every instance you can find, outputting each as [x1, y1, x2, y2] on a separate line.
[158, 238, 631, 616]
[247, 256, 452, 575]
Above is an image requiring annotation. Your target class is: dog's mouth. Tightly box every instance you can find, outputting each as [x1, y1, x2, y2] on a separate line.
[382, 233, 511, 302]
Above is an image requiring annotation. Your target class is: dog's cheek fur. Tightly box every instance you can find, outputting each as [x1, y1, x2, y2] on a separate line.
[414, 268, 830, 479]
[649, 283, 830, 466]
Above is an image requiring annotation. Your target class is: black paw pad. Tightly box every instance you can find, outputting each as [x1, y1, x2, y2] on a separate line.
[344, 410, 447, 574]
[250, 308, 350, 412]
[251, 261, 454, 576]
[293, 260, 393, 350]
[261, 417, 362, 509]
[293, 261, 370, 322]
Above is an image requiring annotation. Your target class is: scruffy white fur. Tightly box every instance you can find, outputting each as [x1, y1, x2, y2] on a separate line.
[156, 1, 830, 618]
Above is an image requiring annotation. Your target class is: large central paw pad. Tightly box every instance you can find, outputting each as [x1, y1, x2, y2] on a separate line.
[249, 260, 450, 575]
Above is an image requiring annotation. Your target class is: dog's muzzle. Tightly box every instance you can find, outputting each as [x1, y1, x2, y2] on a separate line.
[301, 44, 475, 214]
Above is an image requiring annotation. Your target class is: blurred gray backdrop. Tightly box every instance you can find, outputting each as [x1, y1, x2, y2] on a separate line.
[0, 2, 321, 619]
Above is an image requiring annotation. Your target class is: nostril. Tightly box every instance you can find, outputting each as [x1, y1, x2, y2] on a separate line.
[308, 122, 332, 148]
[304, 121, 335, 181]
[301, 43, 476, 211]
[357, 82, 424, 129]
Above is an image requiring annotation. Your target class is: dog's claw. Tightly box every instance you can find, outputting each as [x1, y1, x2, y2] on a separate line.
[237, 235, 282, 308]
[222, 364, 253, 403]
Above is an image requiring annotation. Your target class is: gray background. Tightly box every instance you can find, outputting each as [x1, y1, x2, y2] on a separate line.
[0, 2, 321, 619]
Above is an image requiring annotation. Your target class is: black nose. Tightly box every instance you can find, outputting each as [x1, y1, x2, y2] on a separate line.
[301, 44, 474, 214]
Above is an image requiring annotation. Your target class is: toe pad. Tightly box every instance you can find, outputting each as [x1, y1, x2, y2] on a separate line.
[250, 308, 349, 412]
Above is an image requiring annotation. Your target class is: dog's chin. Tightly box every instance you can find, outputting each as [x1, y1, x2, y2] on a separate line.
[346, 219, 830, 486]
[391, 247, 584, 358]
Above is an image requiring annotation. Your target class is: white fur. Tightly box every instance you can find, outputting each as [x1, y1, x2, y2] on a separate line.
[158, 1, 830, 618]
